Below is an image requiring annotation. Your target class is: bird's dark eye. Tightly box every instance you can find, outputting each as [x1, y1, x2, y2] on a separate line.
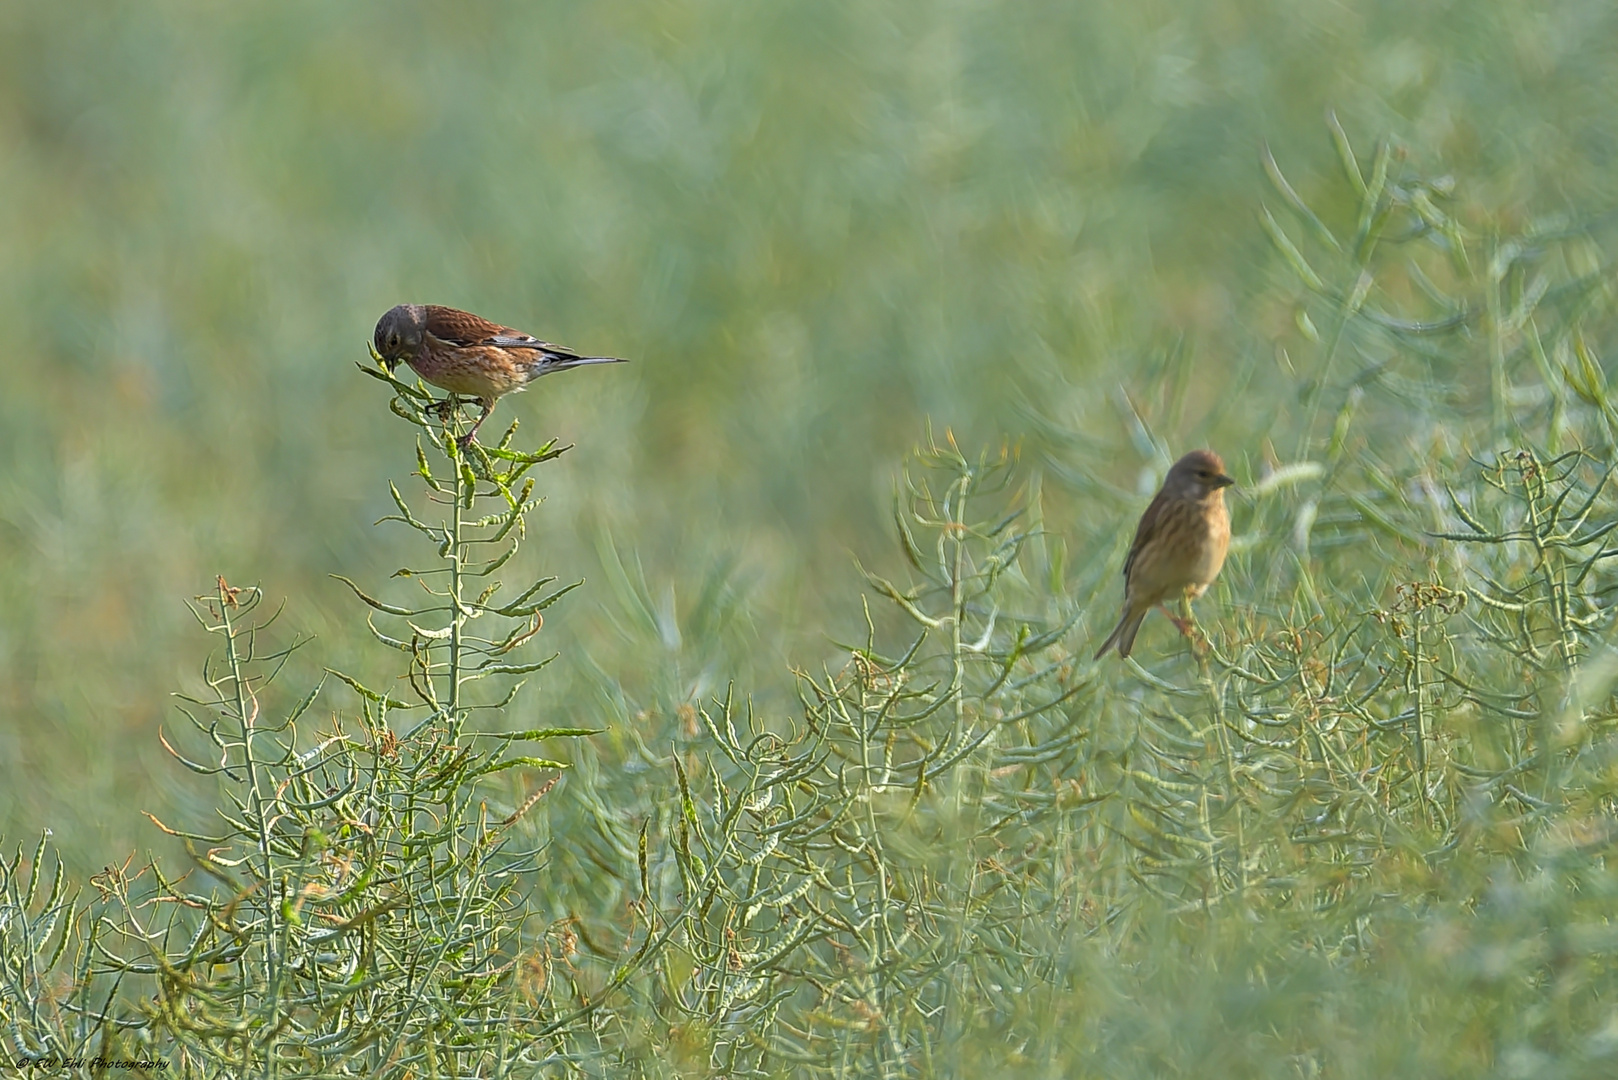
[387, 333, 399, 350]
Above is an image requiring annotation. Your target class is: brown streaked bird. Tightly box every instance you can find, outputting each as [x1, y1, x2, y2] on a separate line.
[1094, 449, 1235, 660]
[373, 304, 626, 444]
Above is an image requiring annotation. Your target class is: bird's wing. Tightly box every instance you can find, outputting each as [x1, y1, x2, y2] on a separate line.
[492, 336, 586, 359]
[1121, 488, 1170, 581]
[421, 305, 581, 356]
[421, 305, 511, 346]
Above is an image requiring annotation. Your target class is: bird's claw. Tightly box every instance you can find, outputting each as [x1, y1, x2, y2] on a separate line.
[1155, 604, 1213, 658]
[1157, 605, 1193, 637]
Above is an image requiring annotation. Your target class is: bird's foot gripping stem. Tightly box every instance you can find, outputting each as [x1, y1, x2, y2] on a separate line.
[1157, 605, 1193, 637]
[428, 397, 491, 450]
[1160, 597, 1211, 659]
[454, 403, 494, 451]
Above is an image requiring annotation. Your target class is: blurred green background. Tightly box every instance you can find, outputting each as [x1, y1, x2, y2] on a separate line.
[2, 0, 1616, 880]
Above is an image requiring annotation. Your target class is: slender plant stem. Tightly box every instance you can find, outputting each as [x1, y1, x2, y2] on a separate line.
[449, 448, 466, 737]
[218, 582, 280, 1080]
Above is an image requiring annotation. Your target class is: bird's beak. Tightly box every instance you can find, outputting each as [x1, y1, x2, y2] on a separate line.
[1214, 473, 1236, 489]
[367, 340, 400, 374]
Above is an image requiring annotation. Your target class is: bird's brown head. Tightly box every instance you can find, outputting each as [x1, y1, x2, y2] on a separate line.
[373, 305, 427, 372]
[1164, 449, 1236, 500]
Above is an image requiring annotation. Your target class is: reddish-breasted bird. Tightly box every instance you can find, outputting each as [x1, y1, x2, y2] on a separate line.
[373, 304, 626, 444]
[1094, 449, 1235, 660]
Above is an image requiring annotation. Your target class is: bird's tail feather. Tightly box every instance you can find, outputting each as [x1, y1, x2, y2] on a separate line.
[1094, 607, 1148, 660]
[525, 354, 628, 382]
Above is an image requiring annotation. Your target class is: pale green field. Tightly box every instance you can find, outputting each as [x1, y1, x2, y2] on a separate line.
[3, 1, 1618, 1074]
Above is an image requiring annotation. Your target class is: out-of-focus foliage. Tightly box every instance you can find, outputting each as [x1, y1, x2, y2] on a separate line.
[7, 0, 1618, 1075]
[5, 0, 1618, 860]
